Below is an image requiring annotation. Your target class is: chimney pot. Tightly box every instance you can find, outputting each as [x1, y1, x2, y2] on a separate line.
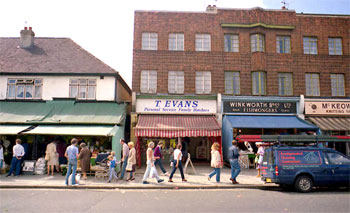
[24, 27, 28, 30]
[29, 27, 32, 30]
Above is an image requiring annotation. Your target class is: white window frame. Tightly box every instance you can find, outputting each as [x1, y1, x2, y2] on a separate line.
[195, 71, 211, 94]
[252, 72, 266, 95]
[328, 38, 342, 55]
[305, 73, 320, 96]
[303, 37, 318, 54]
[276, 36, 291, 53]
[69, 79, 96, 100]
[224, 34, 239, 52]
[169, 33, 184, 51]
[140, 70, 157, 94]
[168, 71, 184, 94]
[224, 71, 240, 95]
[142, 33, 158, 50]
[195, 34, 211, 51]
[331, 74, 345, 96]
[278, 73, 293, 96]
[250, 34, 265, 52]
[7, 78, 43, 99]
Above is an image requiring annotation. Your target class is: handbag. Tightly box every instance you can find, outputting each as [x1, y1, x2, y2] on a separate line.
[45, 154, 50, 161]
[149, 166, 158, 178]
[126, 163, 133, 172]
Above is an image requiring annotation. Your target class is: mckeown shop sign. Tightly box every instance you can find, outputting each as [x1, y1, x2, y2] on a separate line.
[305, 101, 350, 115]
[223, 101, 296, 114]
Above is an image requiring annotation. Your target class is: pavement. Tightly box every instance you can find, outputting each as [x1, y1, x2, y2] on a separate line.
[0, 165, 277, 189]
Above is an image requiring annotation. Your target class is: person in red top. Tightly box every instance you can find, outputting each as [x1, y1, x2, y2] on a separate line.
[154, 141, 169, 176]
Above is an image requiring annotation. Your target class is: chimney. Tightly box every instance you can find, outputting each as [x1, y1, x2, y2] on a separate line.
[20, 27, 35, 48]
[206, 5, 217, 13]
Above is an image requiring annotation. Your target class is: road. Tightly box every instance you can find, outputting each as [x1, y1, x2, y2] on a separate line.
[0, 187, 349, 212]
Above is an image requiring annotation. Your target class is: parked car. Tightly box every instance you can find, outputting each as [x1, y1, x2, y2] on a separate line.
[261, 146, 350, 192]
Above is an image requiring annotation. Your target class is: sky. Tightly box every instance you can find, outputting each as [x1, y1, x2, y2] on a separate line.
[0, 0, 349, 88]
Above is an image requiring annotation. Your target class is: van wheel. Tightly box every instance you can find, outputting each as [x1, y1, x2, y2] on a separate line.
[294, 175, 313, 193]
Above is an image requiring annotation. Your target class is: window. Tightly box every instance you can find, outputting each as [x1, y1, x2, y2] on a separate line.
[169, 33, 184, 51]
[7, 78, 42, 99]
[328, 38, 342, 55]
[252, 72, 266, 95]
[278, 73, 293, 96]
[276, 36, 291, 53]
[140, 70, 157, 94]
[250, 34, 265, 52]
[142, 33, 158, 50]
[305, 73, 320, 96]
[195, 71, 211, 94]
[326, 152, 350, 165]
[331, 74, 345, 96]
[303, 37, 318, 54]
[224, 34, 239, 52]
[195, 34, 211, 51]
[69, 79, 96, 100]
[225, 71, 240, 95]
[168, 71, 184, 94]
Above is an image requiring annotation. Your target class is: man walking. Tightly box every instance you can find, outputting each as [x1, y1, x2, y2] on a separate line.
[6, 139, 25, 177]
[119, 138, 129, 180]
[229, 140, 241, 184]
[65, 138, 79, 186]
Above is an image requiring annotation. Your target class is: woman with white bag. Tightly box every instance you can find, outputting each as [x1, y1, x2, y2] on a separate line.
[142, 142, 164, 184]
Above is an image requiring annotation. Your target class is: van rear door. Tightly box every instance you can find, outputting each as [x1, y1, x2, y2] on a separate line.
[261, 148, 276, 182]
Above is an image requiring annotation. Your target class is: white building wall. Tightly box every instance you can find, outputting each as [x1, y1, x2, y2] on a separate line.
[0, 75, 116, 101]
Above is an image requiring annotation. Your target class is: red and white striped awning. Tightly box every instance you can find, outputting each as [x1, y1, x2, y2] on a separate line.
[135, 115, 221, 138]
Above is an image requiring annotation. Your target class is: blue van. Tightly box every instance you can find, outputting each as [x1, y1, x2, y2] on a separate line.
[261, 146, 350, 192]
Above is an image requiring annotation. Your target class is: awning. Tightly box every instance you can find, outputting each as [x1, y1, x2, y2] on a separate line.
[307, 117, 350, 131]
[23, 125, 119, 136]
[0, 125, 32, 135]
[236, 135, 350, 143]
[135, 115, 221, 137]
[225, 115, 318, 129]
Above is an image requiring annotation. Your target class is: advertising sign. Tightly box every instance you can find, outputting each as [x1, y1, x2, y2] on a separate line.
[223, 101, 296, 114]
[305, 101, 350, 115]
[278, 150, 322, 165]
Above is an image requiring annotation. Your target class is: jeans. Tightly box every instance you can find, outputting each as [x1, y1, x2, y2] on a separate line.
[108, 167, 118, 181]
[154, 158, 167, 174]
[230, 159, 241, 181]
[169, 160, 185, 180]
[8, 157, 22, 176]
[0, 160, 3, 170]
[143, 160, 160, 181]
[120, 156, 128, 179]
[65, 159, 77, 185]
[209, 168, 221, 182]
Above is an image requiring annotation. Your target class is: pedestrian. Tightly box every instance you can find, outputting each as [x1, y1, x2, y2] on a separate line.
[107, 154, 118, 183]
[168, 144, 187, 183]
[208, 142, 222, 183]
[256, 142, 265, 177]
[0, 143, 4, 173]
[229, 139, 241, 184]
[6, 139, 25, 177]
[142, 142, 164, 184]
[126, 142, 136, 181]
[119, 138, 129, 180]
[78, 143, 91, 180]
[56, 139, 67, 167]
[45, 140, 59, 176]
[64, 138, 79, 186]
[154, 141, 169, 176]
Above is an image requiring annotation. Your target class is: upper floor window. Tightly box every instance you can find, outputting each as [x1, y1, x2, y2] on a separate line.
[169, 33, 184, 51]
[69, 79, 96, 100]
[224, 34, 239, 52]
[278, 73, 293, 96]
[168, 71, 184, 94]
[252, 71, 266, 95]
[250, 34, 265, 52]
[142, 33, 158, 50]
[195, 34, 211, 51]
[225, 71, 240, 95]
[305, 73, 320, 96]
[303, 37, 317, 54]
[7, 78, 43, 99]
[331, 74, 345, 96]
[328, 38, 342, 55]
[276, 36, 291, 53]
[195, 71, 211, 94]
[140, 70, 157, 94]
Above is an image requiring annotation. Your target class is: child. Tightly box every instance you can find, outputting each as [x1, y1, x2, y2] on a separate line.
[107, 155, 118, 183]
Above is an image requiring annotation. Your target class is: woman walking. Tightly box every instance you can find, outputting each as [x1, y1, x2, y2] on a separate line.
[256, 142, 265, 177]
[154, 141, 169, 175]
[126, 142, 136, 181]
[208, 143, 222, 183]
[78, 143, 91, 180]
[168, 144, 187, 183]
[46, 141, 59, 176]
[142, 142, 164, 184]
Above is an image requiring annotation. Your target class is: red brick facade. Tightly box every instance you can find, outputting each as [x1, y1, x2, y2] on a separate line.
[132, 7, 350, 97]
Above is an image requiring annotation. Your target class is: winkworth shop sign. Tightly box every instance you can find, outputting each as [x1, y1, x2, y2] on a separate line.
[136, 99, 217, 114]
[223, 101, 296, 114]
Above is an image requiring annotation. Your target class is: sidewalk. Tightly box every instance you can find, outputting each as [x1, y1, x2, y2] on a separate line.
[0, 165, 277, 189]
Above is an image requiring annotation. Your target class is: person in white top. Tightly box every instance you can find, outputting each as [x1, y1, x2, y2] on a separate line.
[142, 142, 164, 184]
[168, 143, 187, 182]
[0, 143, 4, 171]
[6, 139, 25, 177]
[208, 142, 222, 183]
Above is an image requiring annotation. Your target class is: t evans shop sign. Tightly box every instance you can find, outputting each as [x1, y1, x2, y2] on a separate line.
[136, 99, 217, 114]
[223, 101, 296, 114]
[305, 101, 350, 115]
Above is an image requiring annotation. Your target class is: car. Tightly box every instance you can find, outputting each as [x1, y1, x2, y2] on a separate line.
[261, 145, 350, 192]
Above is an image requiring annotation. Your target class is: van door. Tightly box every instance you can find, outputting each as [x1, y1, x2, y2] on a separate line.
[324, 151, 350, 185]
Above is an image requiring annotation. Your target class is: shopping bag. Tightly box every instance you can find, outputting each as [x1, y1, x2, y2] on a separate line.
[126, 163, 133, 172]
[45, 154, 50, 161]
[149, 166, 158, 178]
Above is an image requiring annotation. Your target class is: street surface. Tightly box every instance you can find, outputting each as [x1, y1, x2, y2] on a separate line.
[1, 187, 349, 212]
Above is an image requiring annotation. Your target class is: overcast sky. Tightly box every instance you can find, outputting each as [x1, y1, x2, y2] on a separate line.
[0, 0, 349, 87]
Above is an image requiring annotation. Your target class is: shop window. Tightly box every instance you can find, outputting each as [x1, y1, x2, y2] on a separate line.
[276, 36, 291, 53]
[142, 32, 158, 50]
[140, 70, 157, 94]
[195, 34, 211, 51]
[303, 37, 318, 54]
[7, 78, 43, 99]
[305, 73, 320, 96]
[278, 73, 293, 96]
[250, 34, 265, 52]
[169, 33, 184, 51]
[328, 38, 342, 55]
[225, 71, 240, 95]
[224, 34, 239, 52]
[168, 71, 184, 94]
[69, 79, 96, 100]
[196, 71, 211, 94]
[331, 74, 345, 96]
[252, 71, 266, 95]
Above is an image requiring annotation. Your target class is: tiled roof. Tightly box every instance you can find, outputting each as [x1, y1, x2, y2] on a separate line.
[0, 37, 118, 75]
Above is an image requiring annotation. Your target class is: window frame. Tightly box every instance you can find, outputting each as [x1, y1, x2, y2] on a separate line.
[250, 34, 265, 52]
[168, 33, 184, 51]
[252, 71, 267, 95]
[303, 37, 318, 55]
[305, 73, 320, 96]
[328, 38, 343, 55]
[168, 71, 184, 94]
[195, 71, 211, 94]
[69, 78, 96, 100]
[278, 73, 293, 96]
[140, 70, 157, 94]
[330, 74, 345, 97]
[224, 71, 240, 95]
[276, 35, 291, 54]
[7, 78, 43, 100]
[142, 32, 158, 50]
[195, 34, 211, 51]
[224, 34, 239, 52]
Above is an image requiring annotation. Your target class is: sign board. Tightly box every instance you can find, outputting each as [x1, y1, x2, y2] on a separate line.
[136, 99, 217, 114]
[305, 101, 350, 115]
[278, 150, 322, 165]
[223, 101, 296, 114]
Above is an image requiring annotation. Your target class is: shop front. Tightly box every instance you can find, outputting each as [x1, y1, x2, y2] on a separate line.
[133, 96, 221, 167]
